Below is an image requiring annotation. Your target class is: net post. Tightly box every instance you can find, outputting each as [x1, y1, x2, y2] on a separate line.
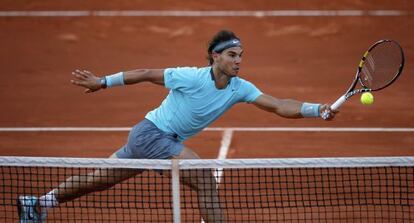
[171, 159, 181, 223]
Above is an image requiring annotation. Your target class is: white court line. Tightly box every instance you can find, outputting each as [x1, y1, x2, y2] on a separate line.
[215, 129, 233, 182]
[0, 127, 413, 132]
[217, 129, 233, 160]
[0, 10, 411, 17]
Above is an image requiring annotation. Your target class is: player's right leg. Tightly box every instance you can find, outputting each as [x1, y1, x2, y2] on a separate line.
[17, 152, 143, 222]
[16, 118, 178, 222]
[17, 119, 169, 221]
[54, 162, 143, 203]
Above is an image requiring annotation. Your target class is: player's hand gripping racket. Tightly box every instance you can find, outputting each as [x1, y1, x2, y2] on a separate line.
[322, 39, 405, 119]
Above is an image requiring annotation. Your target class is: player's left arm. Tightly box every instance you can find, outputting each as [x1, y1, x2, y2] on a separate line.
[252, 94, 335, 120]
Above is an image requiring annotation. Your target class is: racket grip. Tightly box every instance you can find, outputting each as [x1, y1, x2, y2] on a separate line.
[330, 95, 346, 110]
[322, 95, 346, 120]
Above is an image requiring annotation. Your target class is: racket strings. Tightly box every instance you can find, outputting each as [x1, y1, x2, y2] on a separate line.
[360, 41, 403, 90]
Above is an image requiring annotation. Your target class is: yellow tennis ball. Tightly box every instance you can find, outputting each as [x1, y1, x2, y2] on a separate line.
[360, 92, 374, 105]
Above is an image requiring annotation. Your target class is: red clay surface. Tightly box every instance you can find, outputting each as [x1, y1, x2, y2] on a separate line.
[1, 2, 414, 222]
[0, 1, 413, 158]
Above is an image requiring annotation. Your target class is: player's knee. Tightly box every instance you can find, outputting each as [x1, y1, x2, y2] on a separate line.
[90, 179, 113, 191]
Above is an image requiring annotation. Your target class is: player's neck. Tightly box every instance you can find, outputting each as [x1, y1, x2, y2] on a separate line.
[211, 66, 231, 89]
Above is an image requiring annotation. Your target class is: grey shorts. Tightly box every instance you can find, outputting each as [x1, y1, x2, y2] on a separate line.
[116, 119, 183, 159]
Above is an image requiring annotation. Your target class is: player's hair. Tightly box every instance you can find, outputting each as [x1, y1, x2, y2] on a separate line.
[207, 30, 240, 65]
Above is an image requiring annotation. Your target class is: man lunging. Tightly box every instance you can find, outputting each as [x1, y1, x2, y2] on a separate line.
[18, 30, 336, 223]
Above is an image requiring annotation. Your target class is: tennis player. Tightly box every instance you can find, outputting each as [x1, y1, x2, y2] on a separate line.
[18, 30, 336, 223]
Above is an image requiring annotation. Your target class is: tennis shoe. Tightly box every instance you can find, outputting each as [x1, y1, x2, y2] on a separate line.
[17, 196, 47, 223]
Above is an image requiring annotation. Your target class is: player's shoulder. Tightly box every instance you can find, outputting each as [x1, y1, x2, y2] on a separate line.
[164, 66, 211, 89]
[232, 75, 252, 86]
[184, 66, 212, 81]
[231, 75, 260, 91]
[166, 66, 210, 77]
[165, 66, 197, 74]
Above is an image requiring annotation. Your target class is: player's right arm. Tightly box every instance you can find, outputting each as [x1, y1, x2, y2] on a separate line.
[71, 69, 165, 93]
[123, 69, 164, 86]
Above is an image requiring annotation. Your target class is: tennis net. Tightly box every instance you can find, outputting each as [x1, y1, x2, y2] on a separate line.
[1, 156, 413, 222]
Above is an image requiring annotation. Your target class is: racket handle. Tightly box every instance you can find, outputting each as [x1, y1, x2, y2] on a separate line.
[330, 95, 347, 110]
[322, 95, 346, 120]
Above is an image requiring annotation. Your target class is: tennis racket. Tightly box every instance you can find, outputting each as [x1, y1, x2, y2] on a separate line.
[322, 39, 405, 119]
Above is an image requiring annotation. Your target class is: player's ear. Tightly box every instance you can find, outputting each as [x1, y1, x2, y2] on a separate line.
[212, 52, 220, 63]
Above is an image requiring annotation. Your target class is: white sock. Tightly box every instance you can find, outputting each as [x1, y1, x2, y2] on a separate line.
[39, 190, 59, 209]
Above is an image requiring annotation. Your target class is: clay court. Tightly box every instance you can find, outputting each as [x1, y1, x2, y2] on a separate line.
[0, 0, 413, 222]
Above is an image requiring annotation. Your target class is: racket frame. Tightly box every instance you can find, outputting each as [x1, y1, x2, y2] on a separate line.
[330, 39, 404, 111]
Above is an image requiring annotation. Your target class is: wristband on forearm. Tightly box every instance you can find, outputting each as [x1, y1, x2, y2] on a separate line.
[101, 72, 125, 88]
[300, 103, 321, 118]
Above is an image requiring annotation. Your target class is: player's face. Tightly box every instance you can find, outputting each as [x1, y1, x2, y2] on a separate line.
[214, 47, 243, 77]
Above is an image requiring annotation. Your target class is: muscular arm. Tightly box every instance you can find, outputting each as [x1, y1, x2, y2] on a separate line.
[252, 94, 334, 119]
[123, 69, 164, 86]
[253, 94, 303, 118]
[71, 69, 165, 93]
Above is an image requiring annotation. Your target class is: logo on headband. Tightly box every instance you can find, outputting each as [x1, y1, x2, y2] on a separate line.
[212, 39, 242, 53]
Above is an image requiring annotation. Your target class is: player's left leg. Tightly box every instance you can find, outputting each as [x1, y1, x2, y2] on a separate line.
[174, 147, 225, 223]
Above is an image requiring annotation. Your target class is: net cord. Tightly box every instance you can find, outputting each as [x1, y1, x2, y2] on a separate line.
[1, 156, 413, 169]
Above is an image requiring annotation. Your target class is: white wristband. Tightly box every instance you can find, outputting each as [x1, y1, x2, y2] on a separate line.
[105, 72, 124, 88]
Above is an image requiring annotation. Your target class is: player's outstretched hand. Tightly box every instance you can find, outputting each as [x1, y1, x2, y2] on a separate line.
[71, 69, 102, 93]
[320, 104, 338, 121]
